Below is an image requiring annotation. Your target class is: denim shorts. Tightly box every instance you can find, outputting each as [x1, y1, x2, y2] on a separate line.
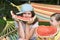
[30, 37, 37, 40]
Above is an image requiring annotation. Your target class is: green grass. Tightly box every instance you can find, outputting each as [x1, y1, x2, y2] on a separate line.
[0, 18, 6, 33]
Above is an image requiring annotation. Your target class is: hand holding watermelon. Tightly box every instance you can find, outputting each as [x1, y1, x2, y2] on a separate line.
[10, 11, 20, 21]
[26, 15, 36, 24]
[10, 11, 36, 22]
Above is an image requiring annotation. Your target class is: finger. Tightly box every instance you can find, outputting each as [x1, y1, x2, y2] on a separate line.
[10, 10, 15, 16]
[12, 15, 16, 19]
[32, 15, 36, 20]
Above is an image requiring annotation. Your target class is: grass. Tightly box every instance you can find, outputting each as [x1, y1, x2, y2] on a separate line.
[0, 18, 6, 33]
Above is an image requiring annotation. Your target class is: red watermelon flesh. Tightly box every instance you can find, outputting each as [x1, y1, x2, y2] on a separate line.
[16, 16, 31, 21]
[47, 26, 57, 35]
[36, 26, 57, 36]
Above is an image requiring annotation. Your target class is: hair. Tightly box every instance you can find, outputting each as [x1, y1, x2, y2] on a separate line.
[50, 13, 60, 21]
[16, 11, 38, 25]
[16, 11, 35, 17]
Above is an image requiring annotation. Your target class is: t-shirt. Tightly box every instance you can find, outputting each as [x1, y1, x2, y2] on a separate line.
[54, 31, 60, 40]
[14, 21, 39, 39]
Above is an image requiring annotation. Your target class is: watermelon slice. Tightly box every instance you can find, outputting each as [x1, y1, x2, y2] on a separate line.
[16, 16, 31, 21]
[10, 11, 33, 21]
[16, 14, 36, 21]
[10, 11, 30, 21]
[36, 26, 58, 38]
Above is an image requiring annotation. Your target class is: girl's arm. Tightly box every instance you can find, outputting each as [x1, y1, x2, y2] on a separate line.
[11, 11, 25, 39]
[26, 24, 36, 40]
[25, 24, 30, 40]
[28, 27, 36, 39]
[18, 21, 25, 38]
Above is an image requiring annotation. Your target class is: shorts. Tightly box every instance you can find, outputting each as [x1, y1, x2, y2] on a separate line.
[30, 37, 37, 40]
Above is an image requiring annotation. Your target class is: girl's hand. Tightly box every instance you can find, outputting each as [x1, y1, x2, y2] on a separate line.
[18, 38, 28, 40]
[10, 11, 19, 22]
[27, 15, 36, 24]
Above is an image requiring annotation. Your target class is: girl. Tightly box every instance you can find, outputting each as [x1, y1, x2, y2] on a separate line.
[50, 13, 60, 40]
[11, 3, 39, 40]
[37, 13, 60, 40]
